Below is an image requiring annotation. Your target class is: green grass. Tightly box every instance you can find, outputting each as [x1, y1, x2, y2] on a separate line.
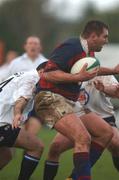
[0, 128, 119, 180]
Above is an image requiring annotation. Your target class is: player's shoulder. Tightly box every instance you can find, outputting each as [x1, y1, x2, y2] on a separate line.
[55, 37, 79, 48]
[60, 37, 82, 53]
[64, 37, 80, 45]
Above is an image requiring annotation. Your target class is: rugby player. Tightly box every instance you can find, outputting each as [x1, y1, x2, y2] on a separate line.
[42, 75, 119, 180]
[32, 20, 115, 180]
[0, 62, 47, 180]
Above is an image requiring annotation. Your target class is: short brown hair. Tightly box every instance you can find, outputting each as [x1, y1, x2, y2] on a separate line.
[81, 20, 108, 38]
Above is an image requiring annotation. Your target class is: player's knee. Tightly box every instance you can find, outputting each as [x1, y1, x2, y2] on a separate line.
[29, 139, 45, 157]
[75, 132, 91, 150]
[36, 141, 44, 155]
[48, 141, 63, 158]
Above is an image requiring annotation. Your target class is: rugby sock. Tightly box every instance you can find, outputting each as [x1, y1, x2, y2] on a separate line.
[73, 152, 91, 180]
[112, 155, 119, 171]
[90, 141, 104, 167]
[43, 160, 59, 180]
[18, 154, 39, 180]
[67, 142, 104, 179]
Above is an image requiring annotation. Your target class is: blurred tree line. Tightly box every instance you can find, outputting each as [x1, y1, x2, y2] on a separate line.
[0, 0, 119, 57]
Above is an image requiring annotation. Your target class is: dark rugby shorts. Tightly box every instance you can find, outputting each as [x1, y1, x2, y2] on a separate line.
[103, 116, 117, 127]
[0, 124, 20, 147]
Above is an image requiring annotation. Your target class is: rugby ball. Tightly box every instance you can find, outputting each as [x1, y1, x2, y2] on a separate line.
[71, 57, 100, 74]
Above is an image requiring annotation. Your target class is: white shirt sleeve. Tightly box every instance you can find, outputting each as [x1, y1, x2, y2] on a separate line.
[13, 75, 37, 102]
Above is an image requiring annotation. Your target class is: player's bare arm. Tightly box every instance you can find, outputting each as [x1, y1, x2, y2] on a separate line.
[103, 84, 119, 98]
[98, 64, 119, 75]
[12, 97, 28, 129]
[94, 80, 119, 98]
[43, 64, 98, 83]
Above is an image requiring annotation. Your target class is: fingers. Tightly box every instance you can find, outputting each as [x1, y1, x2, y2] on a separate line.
[93, 80, 97, 86]
[76, 63, 99, 82]
[87, 68, 99, 80]
[12, 120, 19, 129]
[12, 114, 22, 129]
[93, 79, 100, 85]
[93, 80, 99, 87]
[80, 63, 88, 72]
[93, 81, 99, 89]
[80, 64, 99, 76]
[88, 67, 99, 75]
[12, 121, 16, 129]
[93, 80, 104, 91]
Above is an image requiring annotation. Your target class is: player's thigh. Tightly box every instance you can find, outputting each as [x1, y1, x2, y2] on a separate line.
[0, 147, 12, 163]
[24, 117, 42, 136]
[80, 112, 112, 137]
[50, 133, 74, 153]
[14, 128, 43, 150]
[54, 113, 91, 143]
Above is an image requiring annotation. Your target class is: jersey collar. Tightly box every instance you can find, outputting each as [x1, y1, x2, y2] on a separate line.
[80, 36, 89, 55]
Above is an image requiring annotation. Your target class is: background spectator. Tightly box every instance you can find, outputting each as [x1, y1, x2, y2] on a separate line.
[6, 36, 48, 77]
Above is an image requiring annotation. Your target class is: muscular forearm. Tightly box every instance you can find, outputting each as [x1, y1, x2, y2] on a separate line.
[43, 70, 81, 83]
[98, 67, 117, 76]
[43, 69, 97, 83]
[98, 63, 119, 75]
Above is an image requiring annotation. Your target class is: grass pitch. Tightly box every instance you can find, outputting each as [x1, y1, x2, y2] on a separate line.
[0, 128, 119, 180]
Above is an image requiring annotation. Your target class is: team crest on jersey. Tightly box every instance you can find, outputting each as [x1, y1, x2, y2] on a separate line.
[78, 88, 89, 105]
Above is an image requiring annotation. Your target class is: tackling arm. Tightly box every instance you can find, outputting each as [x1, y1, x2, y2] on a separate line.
[12, 97, 28, 129]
